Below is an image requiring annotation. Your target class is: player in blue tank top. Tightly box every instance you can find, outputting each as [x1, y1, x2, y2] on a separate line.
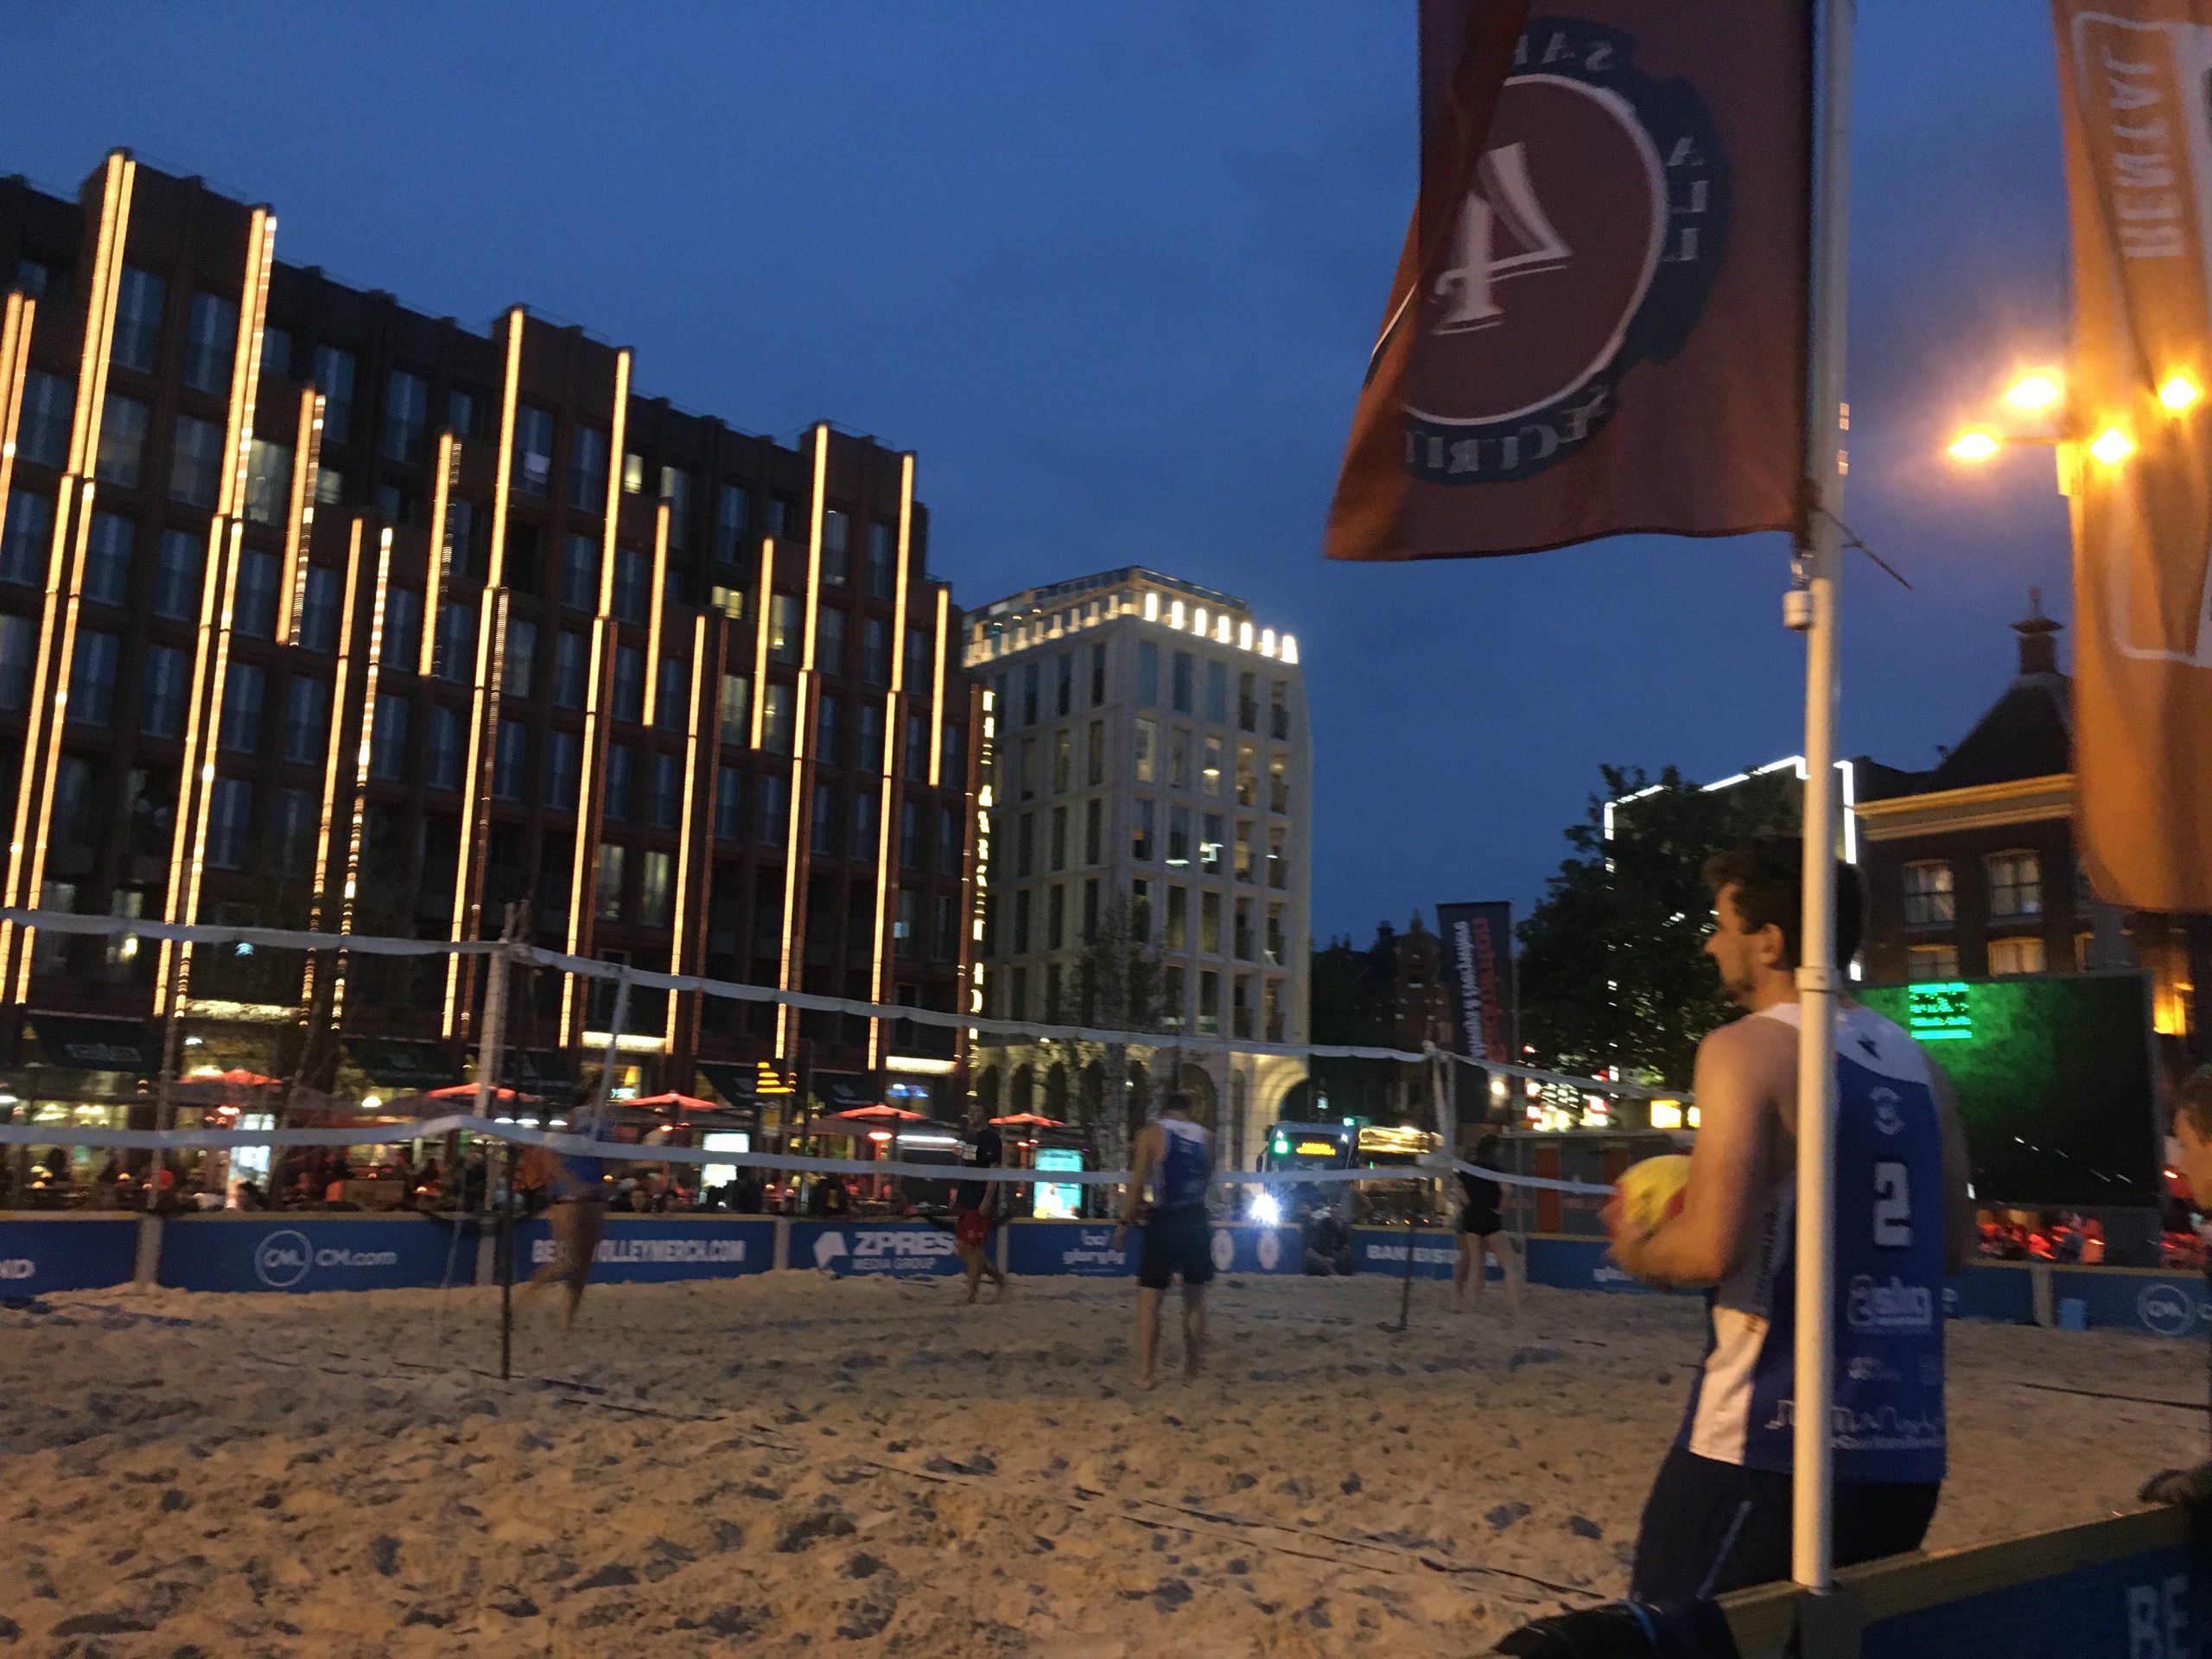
[1117, 1095, 1217, 1390]
[1607, 838, 1971, 1602]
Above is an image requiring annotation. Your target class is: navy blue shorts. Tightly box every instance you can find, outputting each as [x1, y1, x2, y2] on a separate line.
[1138, 1206, 1216, 1290]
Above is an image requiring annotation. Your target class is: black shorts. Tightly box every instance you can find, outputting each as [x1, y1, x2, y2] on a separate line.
[1630, 1445, 1939, 1603]
[1138, 1206, 1216, 1290]
[1460, 1211, 1503, 1236]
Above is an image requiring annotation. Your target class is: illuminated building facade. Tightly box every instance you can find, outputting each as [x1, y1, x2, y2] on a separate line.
[962, 568, 1311, 1168]
[0, 154, 979, 1117]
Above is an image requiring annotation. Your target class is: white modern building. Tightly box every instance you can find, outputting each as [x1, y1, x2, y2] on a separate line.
[963, 568, 1311, 1169]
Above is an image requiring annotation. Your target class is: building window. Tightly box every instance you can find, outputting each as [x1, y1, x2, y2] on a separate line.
[312, 345, 356, 443]
[83, 511, 131, 606]
[1172, 651, 1194, 713]
[493, 719, 527, 801]
[559, 532, 596, 611]
[759, 772, 789, 848]
[613, 645, 644, 723]
[537, 728, 577, 808]
[719, 672, 751, 744]
[149, 528, 200, 620]
[605, 743, 635, 821]
[1986, 935, 2045, 976]
[659, 466, 691, 546]
[214, 663, 264, 754]
[505, 616, 538, 700]
[183, 291, 237, 395]
[1084, 798, 1103, 865]
[1200, 812, 1224, 875]
[652, 753, 682, 830]
[1986, 850, 2043, 919]
[0, 614, 29, 711]
[1051, 806, 1068, 872]
[315, 466, 344, 507]
[1200, 891, 1221, 954]
[1269, 751, 1288, 815]
[258, 325, 291, 380]
[2, 492, 54, 585]
[141, 644, 188, 739]
[95, 394, 149, 488]
[639, 850, 674, 925]
[715, 484, 751, 559]
[1901, 861, 1956, 926]
[554, 631, 587, 709]
[900, 800, 921, 870]
[1052, 729, 1071, 794]
[1202, 735, 1224, 798]
[817, 507, 850, 586]
[762, 683, 794, 754]
[16, 369, 72, 468]
[381, 588, 421, 671]
[815, 693, 843, 767]
[715, 767, 743, 841]
[235, 550, 281, 640]
[867, 521, 895, 598]
[69, 630, 118, 726]
[817, 606, 845, 674]
[1198, 969, 1219, 1036]
[428, 705, 461, 790]
[657, 657, 687, 731]
[595, 844, 626, 920]
[567, 423, 608, 512]
[300, 565, 341, 652]
[275, 789, 315, 874]
[1906, 943, 1959, 982]
[807, 783, 836, 857]
[435, 600, 476, 683]
[1047, 885, 1065, 950]
[1267, 826, 1287, 888]
[1166, 805, 1191, 868]
[384, 370, 429, 463]
[245, 437, 292, 526]
[1168, 728, 1191, 791]
[1205, 658, 1227, 724]
[112, 266, 165, 373]
[368, 692, 407, 779]
[768, 594, 801, 665]
[862, 618, 890, 684]
[514, 405, 554, 497]
[1235, 821, 1255, 882]
[207, 779, 251, 871]
[1137, 640, 1158, 708]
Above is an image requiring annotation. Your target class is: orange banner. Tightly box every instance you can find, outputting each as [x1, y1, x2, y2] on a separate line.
[2056, 1, 2212, 908]
[1326, 3, 1811, 563]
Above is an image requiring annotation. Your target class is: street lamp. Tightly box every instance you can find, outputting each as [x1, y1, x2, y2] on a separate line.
[1948, 364, 2203, 477]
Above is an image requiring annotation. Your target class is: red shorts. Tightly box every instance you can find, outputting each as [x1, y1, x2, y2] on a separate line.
[954, 1209, 991, 1249]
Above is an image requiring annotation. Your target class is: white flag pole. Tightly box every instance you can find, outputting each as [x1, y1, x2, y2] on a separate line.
[1792, 0, 1857, 1595]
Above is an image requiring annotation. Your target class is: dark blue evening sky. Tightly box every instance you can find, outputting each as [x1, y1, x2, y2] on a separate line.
[0, 3, 2072, 944]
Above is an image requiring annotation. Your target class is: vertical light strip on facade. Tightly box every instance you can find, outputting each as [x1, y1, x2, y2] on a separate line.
[300, 518, 365, 1009]
[928, 586, 949, 786]
[560, 346, 628, 1043]
[334, 527, 394, 1022]
[3, 154, 130, 995]
[866, 452, 914, 1066]
[418, 430, 456, 671]
[643, 499, 668, 726]
[0, 292, 33, 541]
[0, 289, 32, 975]
[442, 308, 524, 1034]
[775, 427, 830, 1058]
[164, 206, 274, 1009]
[750, 536, 771, 747]
[165, 522, 246, 1014]
[276, 389, 322, 644]
[665, 613, 707, 1044]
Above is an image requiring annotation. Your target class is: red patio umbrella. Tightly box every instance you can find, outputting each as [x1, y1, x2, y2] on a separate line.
[423, 1084, 543, 1104]
[988, 1113, 1069, 1128]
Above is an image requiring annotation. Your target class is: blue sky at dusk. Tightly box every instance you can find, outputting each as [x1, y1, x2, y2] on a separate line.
[0, 3, 2074, 943]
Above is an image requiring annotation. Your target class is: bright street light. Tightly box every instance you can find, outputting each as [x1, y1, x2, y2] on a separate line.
[2159, 373, 2202, 413]
[2005, 372, 2063, 412]
[2089, 427, 2135, 466]
[1948, 429, 2003, 462]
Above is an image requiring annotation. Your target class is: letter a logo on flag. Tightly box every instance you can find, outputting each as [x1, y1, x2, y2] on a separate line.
[1326, 3, 1814, 562]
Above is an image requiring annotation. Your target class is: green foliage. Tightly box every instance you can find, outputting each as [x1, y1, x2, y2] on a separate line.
[1307, 925, 1399, 1122]
[1517, 764, 1798, 1087]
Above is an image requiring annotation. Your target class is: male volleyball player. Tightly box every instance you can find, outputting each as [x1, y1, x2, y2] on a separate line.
[519, 1114, 609, 1331]
[1607, 838, 1971, 1602]
[950, 1122, 1009, 1305]
[1116, 1093, 1215, 1389]
[2140, 1072, 2212, 1510]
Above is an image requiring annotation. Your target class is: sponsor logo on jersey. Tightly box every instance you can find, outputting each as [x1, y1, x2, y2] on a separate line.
[1847, 1274, 1934, 1333]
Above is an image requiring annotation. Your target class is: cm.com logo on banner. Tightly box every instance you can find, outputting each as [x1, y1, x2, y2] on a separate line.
[252, 1230, 398, 1288]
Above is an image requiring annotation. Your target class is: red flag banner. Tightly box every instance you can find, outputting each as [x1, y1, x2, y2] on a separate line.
[1326, 4, 1814, 562]
[2055, 1, 2212, 910]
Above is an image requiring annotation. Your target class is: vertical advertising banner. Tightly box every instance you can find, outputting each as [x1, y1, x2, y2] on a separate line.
[2053, 2, 2212, 908]
[1326, 3, 1813, 562]
[1436, 900, 1516, 1062]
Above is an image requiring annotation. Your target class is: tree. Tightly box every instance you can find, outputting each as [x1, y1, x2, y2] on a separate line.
[1039, 899, 1163, 1167]
[1517, 764, 1798, 1088]
[1307, 925, 1398, 1122]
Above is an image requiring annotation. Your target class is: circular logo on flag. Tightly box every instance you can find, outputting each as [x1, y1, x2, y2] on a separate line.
[1256, 1229, 1282, 1272]
[1210, 1229, 1236, 1274]
[1406, 20, 1729, 485]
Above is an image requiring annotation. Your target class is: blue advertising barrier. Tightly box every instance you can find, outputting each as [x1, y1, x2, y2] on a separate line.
[1006, 1219, 1132, 1277]
[2051, 1266, 2212, 1340]
[1351, 1226, 1459, 1280]
[1947, 1261, 2037, 1325]
[512, 1216, 773, 1283]
[789, 1218, 964, 1277]
[157, 1214, 474, 1293]
[1528, 1234, 1671, 1296]
[0, 1216, 139, 1295]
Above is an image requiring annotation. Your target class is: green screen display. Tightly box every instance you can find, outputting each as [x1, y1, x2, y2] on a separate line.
[1859, 974, 2157, 1208]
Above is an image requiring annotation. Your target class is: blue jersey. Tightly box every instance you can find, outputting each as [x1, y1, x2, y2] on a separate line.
[1677, 1003, 1947, 1484]
[1154, 1116, 1213, 1212]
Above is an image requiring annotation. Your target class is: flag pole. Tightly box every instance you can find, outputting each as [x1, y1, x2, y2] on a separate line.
[1792, 0, 1857, 1595]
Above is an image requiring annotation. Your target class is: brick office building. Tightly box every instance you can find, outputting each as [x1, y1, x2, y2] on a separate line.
[0, 151, 981, 1129]
[1853, 597, 2206, 1055]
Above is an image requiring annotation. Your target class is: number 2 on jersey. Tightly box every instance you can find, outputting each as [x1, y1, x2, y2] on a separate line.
[1873, 1160, 1911, 1248]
